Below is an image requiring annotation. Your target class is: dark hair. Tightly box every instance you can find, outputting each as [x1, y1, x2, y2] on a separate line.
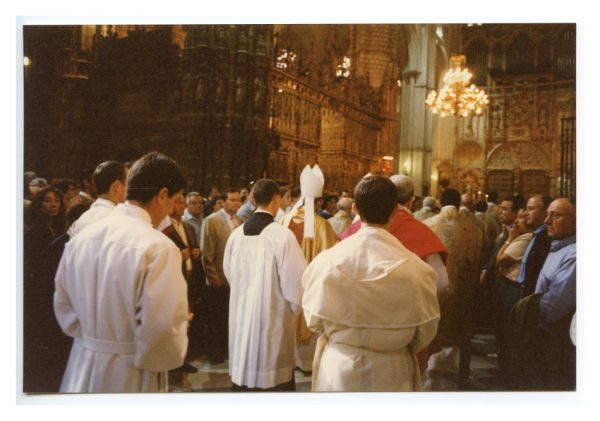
[79, 168, 93, 186]
[126, 152, 185, 203]
[543, 195, 554, 209]
[279, 186, 291, 196]
[353, 176, 397, 225]
[50, 178, 77, 195]
[223, 188, 240, 198]
[441, 188, 461, 208]
[24, 171, 37, 197]
[93, 161, 126, 195]
[474, 200, 488, 213]
[488, 191, 498, 203]
[253, 179, 280, 207]
[25, 186, 67, 235]
[510, 194, 525, 213]
[291, 187, 301, 200]
[321, 194, 336, 210]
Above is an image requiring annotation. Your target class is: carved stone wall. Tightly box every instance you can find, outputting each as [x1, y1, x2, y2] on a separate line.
[434, 23, 577, 199]
[269, 24, 401, 193]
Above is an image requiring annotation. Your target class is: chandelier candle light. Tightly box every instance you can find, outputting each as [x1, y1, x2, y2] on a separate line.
[425, 55, 489, 117]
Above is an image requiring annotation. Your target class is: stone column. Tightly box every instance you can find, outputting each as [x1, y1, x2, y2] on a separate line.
[397, 24, 437, 196]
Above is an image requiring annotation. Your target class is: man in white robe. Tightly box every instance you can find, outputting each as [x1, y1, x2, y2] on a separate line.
[302, 176, 440, 391]
[224, 179, 307, 391]
[54, 152, 189, 393]
[67, 160, 127, 238]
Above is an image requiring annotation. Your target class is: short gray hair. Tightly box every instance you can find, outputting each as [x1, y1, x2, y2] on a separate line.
[389, 174, 414, 205]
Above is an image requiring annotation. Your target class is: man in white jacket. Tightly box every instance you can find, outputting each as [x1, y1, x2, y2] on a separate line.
[54, 152, 189, 393]
[67, 160, 127, 238]
[302, 176, 440, 391]
[224, 179, 307, 391]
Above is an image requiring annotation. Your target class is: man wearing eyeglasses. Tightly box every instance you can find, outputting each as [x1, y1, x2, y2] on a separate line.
[530, 197, 576, 390]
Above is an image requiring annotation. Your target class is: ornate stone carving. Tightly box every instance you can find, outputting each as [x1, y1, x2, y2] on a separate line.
[487, 141, 549, 170]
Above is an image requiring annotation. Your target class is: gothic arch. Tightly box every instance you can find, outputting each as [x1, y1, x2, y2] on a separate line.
[486, 141, 550, 170]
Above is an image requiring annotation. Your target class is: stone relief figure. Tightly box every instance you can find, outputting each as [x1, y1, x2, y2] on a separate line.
[216, 27, 228, 48]
[194, 76, 208, 105]
[255, 33, 266, 55]
[490, 104, 502, 129]
[235, 76, 247, 105]
[253, 77, 265, 109]
[215, 79, 226, 103]
[238, 30, 249, 52]
[538, 103, 549, 127]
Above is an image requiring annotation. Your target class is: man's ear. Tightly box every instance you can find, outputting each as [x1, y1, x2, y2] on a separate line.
[351, 202, 358, 216]
[110, 179, 123, 194]
[157, 187, 170, 203]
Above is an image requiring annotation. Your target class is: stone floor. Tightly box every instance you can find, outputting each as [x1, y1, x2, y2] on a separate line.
[168, 333, 502, 393]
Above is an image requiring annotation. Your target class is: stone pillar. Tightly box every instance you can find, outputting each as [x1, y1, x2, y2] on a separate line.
[397, 24, 437, 196]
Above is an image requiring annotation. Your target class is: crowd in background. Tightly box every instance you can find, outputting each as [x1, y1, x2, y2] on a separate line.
[22, 157, 576, 393]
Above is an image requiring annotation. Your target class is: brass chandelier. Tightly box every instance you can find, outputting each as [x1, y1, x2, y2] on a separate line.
[425, 55, 489, 117]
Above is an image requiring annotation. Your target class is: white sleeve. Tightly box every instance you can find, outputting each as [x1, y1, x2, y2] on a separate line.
[425, 253, 449, 296]
[277, 230, 307, 314]
[134, 243, 189, 372]
[53, 247, 82, 338]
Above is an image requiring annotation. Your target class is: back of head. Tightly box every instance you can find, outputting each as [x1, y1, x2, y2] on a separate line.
[337, 197, 353, 212]
[29, 177, 48, 189]
[126, 152, 185, 203]
[510, 194, 526, 212]
[290, 186, 301, 200]
[461, 193, 474, 209]
[93, 161, 127, 195]
[423, 196, 436, 209]
[253, 179, 280, 207]
[389, 174, 415, 205]
[474, 200, 488, 213]
[441, 188, 461, 208]
[354, 176, 397, 225]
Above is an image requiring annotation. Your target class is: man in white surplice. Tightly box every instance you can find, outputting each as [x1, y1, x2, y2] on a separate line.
[302, 176, 440, 391]
[54, 152, 189, 393]
[224, 179, 307, 391]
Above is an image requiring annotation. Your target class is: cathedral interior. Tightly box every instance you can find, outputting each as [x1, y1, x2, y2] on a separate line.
[22, 23, 576, 199]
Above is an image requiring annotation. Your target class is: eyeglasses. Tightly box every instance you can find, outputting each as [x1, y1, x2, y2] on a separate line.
[546, 211, 574, 220]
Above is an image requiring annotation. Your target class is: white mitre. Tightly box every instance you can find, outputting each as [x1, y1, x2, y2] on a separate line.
[300, 164, 324, 239]
[283, 164, 325, 239]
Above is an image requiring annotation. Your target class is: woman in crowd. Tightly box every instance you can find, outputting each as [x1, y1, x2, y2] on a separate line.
[23, 186, 70, 392]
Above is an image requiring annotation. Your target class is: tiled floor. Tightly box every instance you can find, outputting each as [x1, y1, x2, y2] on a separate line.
[169, 333, 501, 393]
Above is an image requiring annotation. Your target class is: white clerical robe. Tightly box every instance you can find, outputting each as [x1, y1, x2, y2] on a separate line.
[67, 197, 116, 237]
[54, 202, 189, 393]
[224, 222, 307, 389]
[302, 226, 440, 392]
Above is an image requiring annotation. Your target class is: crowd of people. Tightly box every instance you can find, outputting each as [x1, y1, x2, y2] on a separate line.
[22, 152, 576, 393]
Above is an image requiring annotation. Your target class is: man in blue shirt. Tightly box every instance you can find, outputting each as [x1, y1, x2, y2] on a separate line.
[535, 197, 576, 326]
[530, 197, 576, 390]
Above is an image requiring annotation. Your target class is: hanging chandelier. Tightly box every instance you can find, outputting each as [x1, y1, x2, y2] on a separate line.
[425, 55, 489, 117]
